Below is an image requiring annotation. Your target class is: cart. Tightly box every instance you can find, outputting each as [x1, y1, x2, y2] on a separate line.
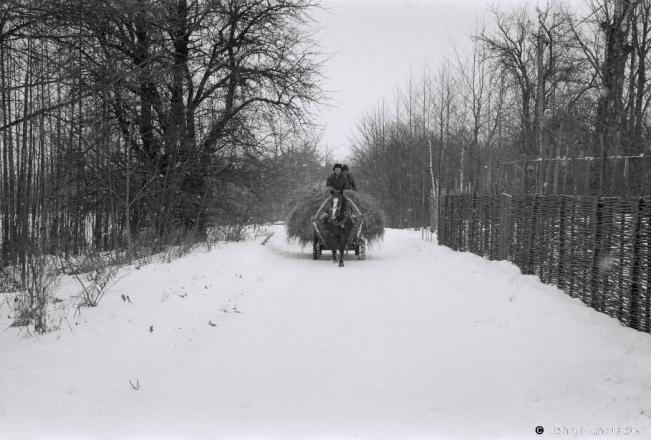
[311, 209, 366, 261]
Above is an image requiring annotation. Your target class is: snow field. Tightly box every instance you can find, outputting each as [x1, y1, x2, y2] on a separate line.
[0, 226, 650, 439]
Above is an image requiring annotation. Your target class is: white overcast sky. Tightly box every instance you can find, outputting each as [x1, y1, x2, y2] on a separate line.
[311, 0, 542, 160]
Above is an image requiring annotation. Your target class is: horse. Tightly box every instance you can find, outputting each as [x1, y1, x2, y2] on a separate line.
[322, 188, 356, 267]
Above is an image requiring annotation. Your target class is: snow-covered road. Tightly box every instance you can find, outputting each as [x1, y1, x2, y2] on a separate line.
[1, 227, 650, 439]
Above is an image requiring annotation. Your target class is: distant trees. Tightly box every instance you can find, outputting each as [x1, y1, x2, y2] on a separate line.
[262, 132, 327, 221]
[0, 0, 323, 262]
[349, 0, 651, 228]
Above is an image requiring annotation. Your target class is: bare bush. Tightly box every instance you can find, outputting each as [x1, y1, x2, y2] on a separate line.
[158, 228, 204, 263]
[207, 225, 247, 243]
[59, 251, 128, 311]
[4, 254, 60, 334]
[207, 224, 270, 245]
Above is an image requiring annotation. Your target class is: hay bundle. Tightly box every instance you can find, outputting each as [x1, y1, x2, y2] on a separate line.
[286, 186, 385, 246]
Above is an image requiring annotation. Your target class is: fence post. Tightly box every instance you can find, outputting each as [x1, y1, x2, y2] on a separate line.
[557, 196, 566, 290]
[430, 194, 439, 234]
[469, 194, 477, 254]
[437, 195, 446, 247]
[525, 194, 540, 275]
[499, 193, 512, 261]
[590, 197, 604, 311]
[629, 197, 644, 330]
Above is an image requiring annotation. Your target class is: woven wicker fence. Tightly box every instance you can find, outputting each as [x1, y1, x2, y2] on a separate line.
[438, 194, 651, 334]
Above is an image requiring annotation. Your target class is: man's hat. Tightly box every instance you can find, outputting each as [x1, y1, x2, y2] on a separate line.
[342, 165, 349, 171]
[333, 163, 343, 170]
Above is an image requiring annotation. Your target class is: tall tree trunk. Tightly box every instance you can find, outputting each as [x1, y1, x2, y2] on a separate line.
[597, 0, 634, 156]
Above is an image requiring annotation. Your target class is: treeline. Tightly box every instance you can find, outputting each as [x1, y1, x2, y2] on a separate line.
[0, 0, 326, 332]
[349, 0, 651, 228]
[0, 0, 324, 264]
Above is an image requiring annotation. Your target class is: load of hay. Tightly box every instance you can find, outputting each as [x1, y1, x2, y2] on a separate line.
[286, 186, 386, 246]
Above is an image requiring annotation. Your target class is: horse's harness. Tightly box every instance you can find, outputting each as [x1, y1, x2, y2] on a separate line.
[329, 210, 351, 227]
[327, 197, 352, 228]
[313, 193, 364, 242]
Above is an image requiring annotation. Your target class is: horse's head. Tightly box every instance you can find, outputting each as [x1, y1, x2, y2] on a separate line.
[329, 189, 345, 218]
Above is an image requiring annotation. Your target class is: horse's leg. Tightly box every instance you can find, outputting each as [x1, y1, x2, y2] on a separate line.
[331, 239, 337, 263]
[339, 221, 353, 267]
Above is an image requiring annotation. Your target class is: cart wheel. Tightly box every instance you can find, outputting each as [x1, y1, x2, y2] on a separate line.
[313, 239, 322, 260]
[357, 239, 366, 260]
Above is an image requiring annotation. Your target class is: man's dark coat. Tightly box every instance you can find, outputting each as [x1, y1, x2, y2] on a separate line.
[326, 173, 350, 191]
[345, 172, 357, 191]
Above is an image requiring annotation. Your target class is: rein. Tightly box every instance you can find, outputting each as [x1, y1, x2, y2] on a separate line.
[329, 211, 351, 227]
[317, 192, 356, 229]
[327, 196, 352, 228]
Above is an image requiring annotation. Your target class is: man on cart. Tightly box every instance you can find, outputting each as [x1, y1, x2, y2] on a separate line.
[316, 163, 350, 220]
[326, 163, 350, 191]
[342, 164, 356, 191]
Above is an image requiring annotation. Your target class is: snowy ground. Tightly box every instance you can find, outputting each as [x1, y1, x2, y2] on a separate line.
[1, 226, 651, 440]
